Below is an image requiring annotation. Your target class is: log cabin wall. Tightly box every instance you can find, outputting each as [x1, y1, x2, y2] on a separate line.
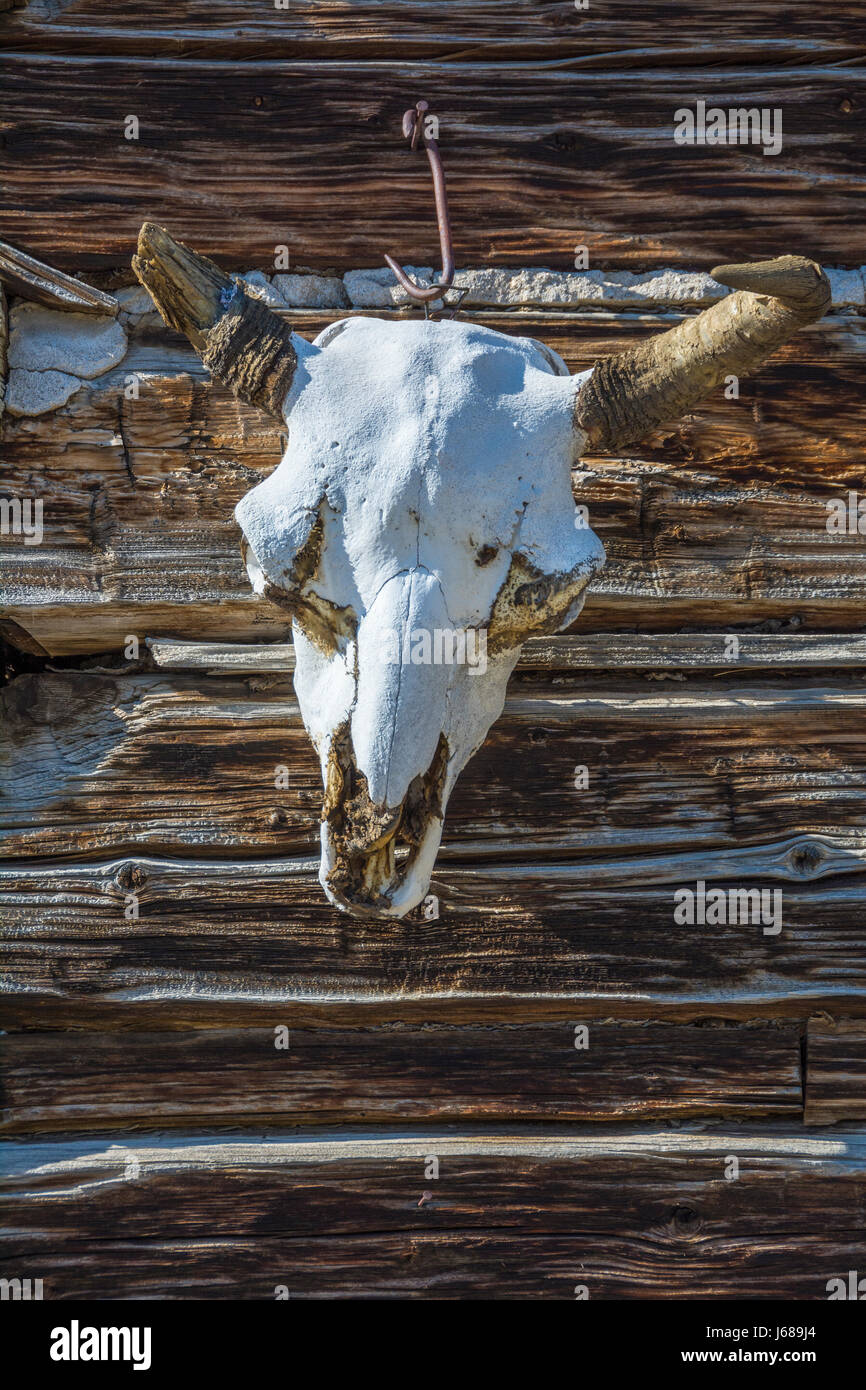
[1, 1, 865, 1300]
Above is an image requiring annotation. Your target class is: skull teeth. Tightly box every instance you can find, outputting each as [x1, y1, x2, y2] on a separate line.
[322, 725, 448, 912]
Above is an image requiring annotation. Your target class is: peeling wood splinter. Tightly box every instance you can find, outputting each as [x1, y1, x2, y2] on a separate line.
[0, 238, 118, 316]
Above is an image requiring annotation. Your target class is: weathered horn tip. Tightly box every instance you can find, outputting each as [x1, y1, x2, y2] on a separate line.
[131, 221, 298, 420]
[711, 255, 830, 314]
[136, 221, 165, 258]
[134, 222, 216, 278]
[131, 222, 233, 346]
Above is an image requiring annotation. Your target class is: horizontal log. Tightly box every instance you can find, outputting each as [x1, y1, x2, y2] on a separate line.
[4, 671, 866, 864]
[2, 837, 865, 1025]
[1, 61, 862, 271]
[0, 1023, 802, 1134]
[3, 1, 863, 63]
[148, 631, 866, 674]
[4, 1232, 864, 1300]
[3, 311, 864, 655]
[805, 1019, 866, 1126]
[3, 1126, 865, 1297]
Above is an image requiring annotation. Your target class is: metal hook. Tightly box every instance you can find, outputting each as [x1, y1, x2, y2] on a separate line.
[384, 100, 455, 305]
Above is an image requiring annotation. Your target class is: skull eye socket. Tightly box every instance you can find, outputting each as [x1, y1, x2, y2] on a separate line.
[475, 544, 498, 567]
[487, 551, 592, 653]
[240, 522, 357, 658]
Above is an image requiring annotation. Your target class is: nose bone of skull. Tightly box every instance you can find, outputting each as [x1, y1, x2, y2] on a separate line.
[349, 568, 453, 810]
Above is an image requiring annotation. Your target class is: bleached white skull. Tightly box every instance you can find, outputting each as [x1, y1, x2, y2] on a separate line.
[133, 224, 830, 919]
[235, 316, 604, 916]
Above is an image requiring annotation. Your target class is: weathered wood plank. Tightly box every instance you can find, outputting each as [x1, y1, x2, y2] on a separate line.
[805, 1019, 866, 1126]
[3, 1127, 864, 1297]
[3, 0, 863, 63]
[8, 1232, 866, 1300]
[4, 1232, 865, 1300]
[1, 836, 864, 1025]
[148, 631, 866, 675]
[1, 61, 861, 271]
[0, 1023, 802, 1133]
[0, 238, 118, 314]
[4, 672, 866, 863]
[3, 311, 864, 655]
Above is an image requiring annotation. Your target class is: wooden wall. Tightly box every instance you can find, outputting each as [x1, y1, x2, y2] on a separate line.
[1, 0, 866, 1300]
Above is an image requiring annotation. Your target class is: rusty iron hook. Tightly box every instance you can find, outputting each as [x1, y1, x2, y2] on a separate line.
[384, 100, 456, 305]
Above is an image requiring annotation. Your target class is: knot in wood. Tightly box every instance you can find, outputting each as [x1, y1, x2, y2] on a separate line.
[113, 862, 148, 893]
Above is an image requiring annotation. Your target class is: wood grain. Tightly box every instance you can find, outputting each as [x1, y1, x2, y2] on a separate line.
[0, 1023, 802, 1133]
[148, 631, 866, 674]
[3, 0, 864, 63]
[0, 238, 118, 314]
[5, 670, 863, 1025]
[1, 837, 864, 1026]
[805, 1018, 866, 1125]
[5, 671, 866, 863]
[3, 1126, 864, 1297]
[0, 60, 862, 271]
[4, 1233, 864, 1299]
[3, 311, 864, 655]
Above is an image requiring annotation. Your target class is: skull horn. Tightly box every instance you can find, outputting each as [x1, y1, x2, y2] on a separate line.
[132, 222, 298, 419]
[574, 255, 831, 454]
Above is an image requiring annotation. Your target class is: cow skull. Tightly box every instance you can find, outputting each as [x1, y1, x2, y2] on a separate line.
[134, 225, 830, 919]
